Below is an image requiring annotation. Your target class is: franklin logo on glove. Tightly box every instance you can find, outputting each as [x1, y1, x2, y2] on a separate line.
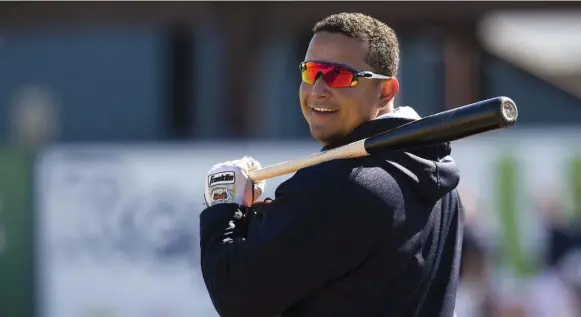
[208, 171, 235, 186]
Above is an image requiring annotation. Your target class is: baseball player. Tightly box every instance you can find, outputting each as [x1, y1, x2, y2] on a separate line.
[200, 12, 464, 317]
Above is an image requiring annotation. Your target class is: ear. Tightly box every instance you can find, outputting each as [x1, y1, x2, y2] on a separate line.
[376, 78, 399, 116]
[379, 78, 399, 104]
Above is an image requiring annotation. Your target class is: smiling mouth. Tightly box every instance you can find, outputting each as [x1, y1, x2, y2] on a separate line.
[310, 107, 338, 113]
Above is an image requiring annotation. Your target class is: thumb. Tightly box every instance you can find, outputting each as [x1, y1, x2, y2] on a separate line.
[241, 156, 264, 200]
[253, 179, 265, 200]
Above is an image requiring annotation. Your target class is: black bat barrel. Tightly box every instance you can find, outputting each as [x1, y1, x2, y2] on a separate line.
[364, 96, 518, 154]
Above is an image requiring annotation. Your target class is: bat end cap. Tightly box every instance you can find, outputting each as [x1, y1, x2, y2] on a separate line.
[498, 96, 518, 124]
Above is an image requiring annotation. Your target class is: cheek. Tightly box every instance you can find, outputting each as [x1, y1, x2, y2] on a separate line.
[354, 87, 377, 110]
[339, 91, 374, 121]
[339, 91, 363, 113]
[299, 84, 309, 107]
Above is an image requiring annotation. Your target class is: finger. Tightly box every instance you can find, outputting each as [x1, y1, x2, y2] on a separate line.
[209, 160, 236, 172]
[253, 182, 264, 199]
[241, 156, 261, 170]
[250, 158, 262, 170]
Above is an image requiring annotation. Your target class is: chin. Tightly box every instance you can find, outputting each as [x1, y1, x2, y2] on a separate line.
[309, 128, 328, 144]
[310, 128, 342, 146]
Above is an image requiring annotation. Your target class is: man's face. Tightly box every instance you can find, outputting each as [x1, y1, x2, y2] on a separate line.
[299, 31, 398, 146]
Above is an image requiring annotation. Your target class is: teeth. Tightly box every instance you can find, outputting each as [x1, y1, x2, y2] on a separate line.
[313, 108, 335, 112]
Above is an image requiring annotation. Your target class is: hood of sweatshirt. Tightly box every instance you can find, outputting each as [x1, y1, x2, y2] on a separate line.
[321, 106, 460, 203]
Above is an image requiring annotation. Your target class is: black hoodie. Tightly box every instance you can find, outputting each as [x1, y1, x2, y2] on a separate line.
[199, 108, 464, 317]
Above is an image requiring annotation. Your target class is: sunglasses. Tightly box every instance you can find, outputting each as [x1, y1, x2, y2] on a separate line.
[299, 60, 391, 88]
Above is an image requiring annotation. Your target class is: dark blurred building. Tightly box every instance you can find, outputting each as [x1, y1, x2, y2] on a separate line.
[0, 1, 579, 143]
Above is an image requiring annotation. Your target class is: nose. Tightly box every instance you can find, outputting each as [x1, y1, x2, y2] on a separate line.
[311, 72, 331, 98]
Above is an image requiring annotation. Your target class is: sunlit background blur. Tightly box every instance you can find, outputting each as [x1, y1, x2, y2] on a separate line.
[1, 2, 581, 317]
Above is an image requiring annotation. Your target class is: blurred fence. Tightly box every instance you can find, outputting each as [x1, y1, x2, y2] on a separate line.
[0, 127, 580, 316]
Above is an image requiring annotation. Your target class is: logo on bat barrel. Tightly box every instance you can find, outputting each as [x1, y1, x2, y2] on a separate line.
[211, 188, 233, 204]
[208, 171, 235, 186]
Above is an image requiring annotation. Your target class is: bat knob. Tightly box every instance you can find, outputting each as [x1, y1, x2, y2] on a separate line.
[499, 96, 518, 125]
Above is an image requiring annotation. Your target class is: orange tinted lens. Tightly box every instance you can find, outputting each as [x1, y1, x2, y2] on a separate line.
[325, 69, 354, 88]
[301, 62, 354, 88]
[301, 63, 321, 84]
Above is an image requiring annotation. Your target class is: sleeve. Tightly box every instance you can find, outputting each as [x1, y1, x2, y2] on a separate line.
[199, 170, 393, 317]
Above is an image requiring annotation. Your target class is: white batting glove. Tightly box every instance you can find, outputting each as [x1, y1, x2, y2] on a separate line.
[204, 156, 265, 208]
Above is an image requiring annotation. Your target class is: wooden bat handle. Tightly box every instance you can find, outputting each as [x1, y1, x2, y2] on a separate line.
[247, 96, 518, 182]
[247, 140, 368, 181]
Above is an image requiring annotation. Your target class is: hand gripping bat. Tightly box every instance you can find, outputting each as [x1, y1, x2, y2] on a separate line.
[247, 96, 518, 182]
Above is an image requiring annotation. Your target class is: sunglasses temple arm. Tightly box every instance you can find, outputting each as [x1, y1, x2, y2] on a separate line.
[370, 74, 392, 80]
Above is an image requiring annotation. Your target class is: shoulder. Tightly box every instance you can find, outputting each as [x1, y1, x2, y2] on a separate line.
[349, 160, 403, 200]
[285, 158, 402, 207]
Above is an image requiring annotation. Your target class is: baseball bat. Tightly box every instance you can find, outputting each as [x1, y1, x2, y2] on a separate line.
[247, 96, 518, 182]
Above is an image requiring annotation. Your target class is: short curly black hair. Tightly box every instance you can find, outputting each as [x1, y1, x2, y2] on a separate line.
[312, 12, 399, 77]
